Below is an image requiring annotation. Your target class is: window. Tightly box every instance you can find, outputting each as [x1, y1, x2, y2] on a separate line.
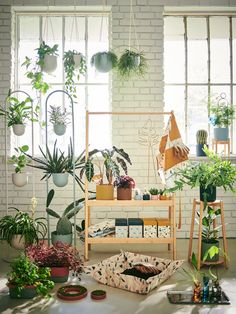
[13, 11, 111, 155]
[164, 15, 236, 154]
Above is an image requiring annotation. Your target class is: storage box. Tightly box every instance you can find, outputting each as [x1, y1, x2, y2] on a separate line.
[115, 218, 128, 238]
[143, 218, 157, 238]
[157, 219, 171, 238]
[128, 218, 143, 238]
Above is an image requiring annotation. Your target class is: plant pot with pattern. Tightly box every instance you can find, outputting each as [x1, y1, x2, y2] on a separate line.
[0, 207, 47, 250]
[82, 146, 132, 200]
[7, 254, 54, 299]
[26, 242, 83, 283]
[114, 175, 135, 200]
[196, 130, 208, 157]
[9, 145, 30, 187]
[91, 51, 118, 73]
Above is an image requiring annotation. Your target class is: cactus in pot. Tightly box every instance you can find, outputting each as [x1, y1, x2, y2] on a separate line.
[46, 189, 85, 245]
[196, 129, 208, 157]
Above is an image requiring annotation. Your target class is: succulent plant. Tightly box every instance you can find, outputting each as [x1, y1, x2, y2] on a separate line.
[196, 130, 208, 145]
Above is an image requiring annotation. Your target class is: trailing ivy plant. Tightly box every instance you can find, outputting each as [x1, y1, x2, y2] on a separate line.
[63, 50, 87, 99]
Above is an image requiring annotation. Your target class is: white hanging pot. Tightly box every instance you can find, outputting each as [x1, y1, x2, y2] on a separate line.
[53, 124, 66, 136]
[12, 173, 28, 187]
[52, 173, 69, 187]
[133, 55, 141, 67]
[12, 124, 25, 136]
[73, 54, 82, 69]
[94, 53, 113, 73]
[42, 55, 58, 74]
[11, 234, 25, 250]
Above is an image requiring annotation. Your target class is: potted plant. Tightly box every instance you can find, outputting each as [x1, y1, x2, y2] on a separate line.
[159, 189, 171, 200]
[171, 147, 236, 202]
[117, 49, 147, 79]
[26, 242, 83, 283]
[49, 105, 71, 136]
[9, 145, 30, 187]
[82, 146, 132, 200]
[91, 51, 118, 73]
[7, 254, 54, 299]
[149, 188, 159, 200]
[0, 95, 34, 136]
[142, 189, 151, 200]
[63, 50, 87, 97]
[113, 175, 135, 200]
[196, 130, 208, 157]
[209, 94, 235, 141]
[46, 189, 86, 245]
[0, 207, 47, 250]
[22, 41, 58, 94]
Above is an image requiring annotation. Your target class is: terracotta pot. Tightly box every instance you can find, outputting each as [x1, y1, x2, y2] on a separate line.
[117, 187, 132, 200]
[8, 283, 37, 299]
[159, 195, 171, 200]
[50, 266, 69, 283]
[96, 184, 114, 200]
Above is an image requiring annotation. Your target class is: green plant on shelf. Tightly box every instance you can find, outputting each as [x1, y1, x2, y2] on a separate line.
[149, 188, 159, 195]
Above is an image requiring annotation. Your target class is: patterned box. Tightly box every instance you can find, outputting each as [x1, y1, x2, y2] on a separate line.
[128, 218, 143, 238]
[115, 218, 128, 238]
[143, 218, 157, 238]
[157, 219, 171, 238]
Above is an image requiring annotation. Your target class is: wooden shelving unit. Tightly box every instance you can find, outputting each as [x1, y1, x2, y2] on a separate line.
[84, 110, 176, 261]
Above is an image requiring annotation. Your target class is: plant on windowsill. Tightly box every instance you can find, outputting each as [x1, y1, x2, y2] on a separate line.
[81, 147, 132, 200]
[0, 207, 47, 250]
[63, 50, 87, 98]
[117, 49, 147, 79]
[22, 41, 59, 94]
[209, 93, 235, 141]
[0, 95, 35, 136]
[91, 51, 118, 73]
[113, 175, 135, 200]
[48, 105, 71, 136]
[8, 145, 30, 187]
[170, 146, 236, 202]
[26, 241, 83, 283]
[7, 254, 54, 299]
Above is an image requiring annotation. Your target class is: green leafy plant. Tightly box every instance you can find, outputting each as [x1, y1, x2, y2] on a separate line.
[22, 41, 58, 94]
[209, 95, 235, 127]
[149, 188, 159, 195]
[49, 105, 71, 127]
[0, 96, 36, 127]
[7, 254, 54, 298]
[117, 49, 147, 79]
[182, 253, 201, 286]
[170, 147, 236, 194]
[63, 50, 87, 98]
[196, 129, 208, 145]
[91, 51, 118, 73]
[8, 145, 29, 173]
[81, 146, 132, 185]
[0, 207, 47, 246]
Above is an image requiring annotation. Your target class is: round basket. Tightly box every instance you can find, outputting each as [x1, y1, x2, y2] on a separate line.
[91, 290, 106, 301]
[57, 285, 88, 301]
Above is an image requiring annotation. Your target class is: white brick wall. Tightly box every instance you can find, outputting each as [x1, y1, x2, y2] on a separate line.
[0, 0, 236, 240]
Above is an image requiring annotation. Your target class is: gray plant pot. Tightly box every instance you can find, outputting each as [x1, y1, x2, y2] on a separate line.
[201, 239, 219, 262]
[51, 231, 73, 246]
[12, 124, 25, 136]
[53, 124, 66, 136]
[214, 127, 229, 141]
[12, 173, 28, 187]
[94, 53, 113, 73]
[52, 173, 69, 187]
[8, 284, 37, 299]
[42, 55, 57, 74]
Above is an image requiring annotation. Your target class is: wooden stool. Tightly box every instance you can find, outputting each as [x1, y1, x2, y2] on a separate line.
[188, 199, 228, 270]
[212, 139, 230, 156]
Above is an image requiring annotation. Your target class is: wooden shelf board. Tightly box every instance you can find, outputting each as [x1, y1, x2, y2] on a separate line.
[87, 237, 173, 244]
[86, 199, 173, 207]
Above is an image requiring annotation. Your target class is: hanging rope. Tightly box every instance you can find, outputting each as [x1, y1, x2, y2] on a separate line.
[99, 0, 107, 43]
[128, 0, 140, 51]
[42, 0, 55, 42]
[69, 0, 80, 45]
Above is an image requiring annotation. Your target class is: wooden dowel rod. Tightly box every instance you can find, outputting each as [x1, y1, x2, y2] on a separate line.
[87, 111, 173, 116]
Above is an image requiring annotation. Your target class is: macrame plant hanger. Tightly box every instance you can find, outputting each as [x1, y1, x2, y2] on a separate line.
[69, 0, 80, 48]
[128, 0, 139, 52]
[99, 0, 108, 45]
[43, 0, 55, 44]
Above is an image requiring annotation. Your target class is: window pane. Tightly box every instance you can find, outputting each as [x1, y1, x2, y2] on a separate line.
[187, 18, 208, 83]
[210, 17, 230, 83]
[164, 17, 185, 84]
[232, 18, 236, 83]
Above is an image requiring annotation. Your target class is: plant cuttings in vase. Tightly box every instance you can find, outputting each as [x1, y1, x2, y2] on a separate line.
[91, 51, 118, 73]
[63, 50, 87, 98]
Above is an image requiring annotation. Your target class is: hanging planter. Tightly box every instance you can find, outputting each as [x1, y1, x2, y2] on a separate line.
[91, 51, 118, 73]
[12, 124, 26, 136]
[118, 49, 147, 79]
[9, 145, 30, 187]
[52, 172, 69, 187]
[37, 41, 59, 74]
[12, 173, 28, 187]
[49, 105, 71, 136]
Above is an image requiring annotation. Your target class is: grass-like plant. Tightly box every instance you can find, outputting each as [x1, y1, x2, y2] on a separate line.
[117, 49, 147, 79]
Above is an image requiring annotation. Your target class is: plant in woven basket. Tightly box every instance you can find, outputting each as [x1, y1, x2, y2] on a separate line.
[26, 241, 83, 278]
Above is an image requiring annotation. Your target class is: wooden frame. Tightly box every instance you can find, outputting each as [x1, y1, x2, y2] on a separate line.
[84, 110, 176, 261]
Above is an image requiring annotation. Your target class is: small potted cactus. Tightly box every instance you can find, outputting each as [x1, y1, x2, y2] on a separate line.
[149, 188, 159, 200]
[46, 189, 85, 245]
[196, 129, 208, 157]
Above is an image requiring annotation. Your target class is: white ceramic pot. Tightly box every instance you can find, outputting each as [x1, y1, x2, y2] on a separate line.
[11, 234, 25, 250]
[42, 55, 57, 74]
[12, 124, 25, 136]
[73, 54, 82, 68]
[52, 173, 69, 187]
[53, 124, 66, 136]
[12, 173, 28, 187]
[133, 55, 140, 67]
